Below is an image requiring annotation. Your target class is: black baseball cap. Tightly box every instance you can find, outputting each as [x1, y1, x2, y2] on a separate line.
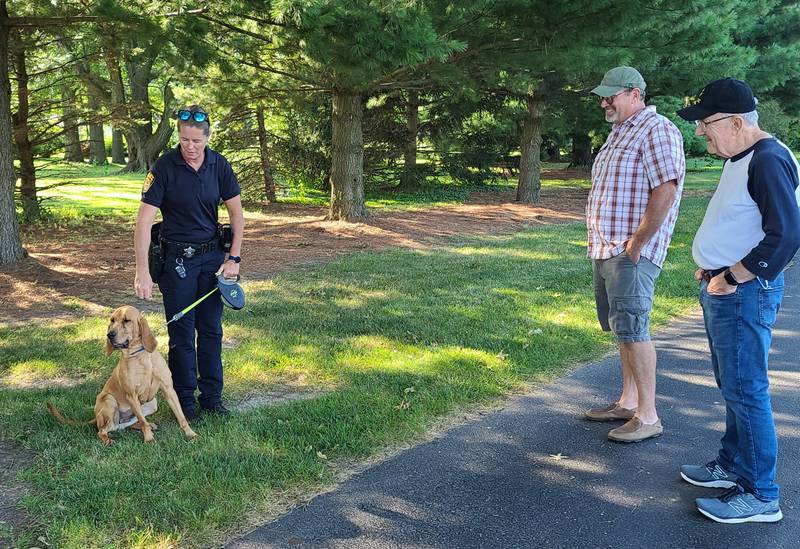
[677, 77, 756, 121]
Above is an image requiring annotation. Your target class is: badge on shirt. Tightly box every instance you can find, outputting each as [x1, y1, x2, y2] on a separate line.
[142, 171, 154, 194]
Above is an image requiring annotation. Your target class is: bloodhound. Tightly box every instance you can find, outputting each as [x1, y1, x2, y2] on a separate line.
[47, 305, 197, 445]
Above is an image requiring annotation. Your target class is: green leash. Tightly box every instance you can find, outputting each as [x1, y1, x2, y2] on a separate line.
[165, 274, 246, 325]
[166, 286, 220, 324]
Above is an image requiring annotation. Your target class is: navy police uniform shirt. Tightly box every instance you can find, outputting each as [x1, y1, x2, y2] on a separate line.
[142, 145, 241, 243]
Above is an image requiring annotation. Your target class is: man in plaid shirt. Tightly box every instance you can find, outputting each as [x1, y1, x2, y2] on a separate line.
[584, 66, 685, 442]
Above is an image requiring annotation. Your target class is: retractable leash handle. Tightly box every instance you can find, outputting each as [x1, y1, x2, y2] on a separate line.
[165, 274, 246, 324]
[217, 274, 245, 310]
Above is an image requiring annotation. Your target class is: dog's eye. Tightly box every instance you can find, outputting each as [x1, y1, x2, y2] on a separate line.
[123, 319, 131, 323]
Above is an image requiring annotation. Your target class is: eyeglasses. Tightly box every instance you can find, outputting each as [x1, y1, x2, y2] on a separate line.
[176, 109, 210, 123]
[695, 114, 736, 129]
[599, 89, 632, 105]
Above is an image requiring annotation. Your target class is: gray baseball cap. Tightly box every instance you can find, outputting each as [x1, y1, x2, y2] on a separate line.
[591, 66, 646, 97]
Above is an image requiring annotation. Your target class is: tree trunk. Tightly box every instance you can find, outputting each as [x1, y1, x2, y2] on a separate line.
[121, 55, 173, 172]
[328, 91, 365, 221]
[87, 95, 106, 165]
[62, 84, 83, 162]
[121, 83, 173, 172]
[10, 30, 38, 219]
[256, 106, 276, 203]
[0, 1, 25, 263]
[570, 131, 592, 169]
[104, 46, 126, 164]
[111, 129, 125, 163]
[126, 133, 137, 167]
[400, 90, 419, 188]
[516, 95, 543, 203]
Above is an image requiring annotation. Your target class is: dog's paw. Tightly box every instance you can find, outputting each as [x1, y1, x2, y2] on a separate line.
[184, 428, 198, 439]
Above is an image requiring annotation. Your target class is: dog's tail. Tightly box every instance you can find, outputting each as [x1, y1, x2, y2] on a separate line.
[46, 402, 96, 426]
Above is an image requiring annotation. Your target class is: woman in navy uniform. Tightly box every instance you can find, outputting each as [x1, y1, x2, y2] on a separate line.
[133, 106, 244, 419]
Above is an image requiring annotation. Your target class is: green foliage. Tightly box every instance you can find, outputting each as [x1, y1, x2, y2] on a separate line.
[269, 0, 465, 91]
[649, 96, 708, 156]
[735, 0, 800, 115]
[757, 99, 798, 144]
[273, 95, 333, 189]
[438, 109, 521, 183]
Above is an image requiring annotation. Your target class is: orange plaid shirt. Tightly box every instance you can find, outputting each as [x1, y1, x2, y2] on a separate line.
[587, 106, 685, 267]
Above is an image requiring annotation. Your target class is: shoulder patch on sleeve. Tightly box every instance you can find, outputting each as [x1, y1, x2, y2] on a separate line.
[142, 171, 155, 194]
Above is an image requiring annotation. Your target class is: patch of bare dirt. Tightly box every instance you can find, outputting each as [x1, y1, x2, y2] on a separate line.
[0, 188, 586, 325]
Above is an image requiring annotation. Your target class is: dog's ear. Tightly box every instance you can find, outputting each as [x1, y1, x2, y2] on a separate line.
[105, 336, 114, 357]
[138, 314, 158, 353]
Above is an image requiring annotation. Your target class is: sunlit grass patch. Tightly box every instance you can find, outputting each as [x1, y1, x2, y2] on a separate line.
[1, 183, 711, 546]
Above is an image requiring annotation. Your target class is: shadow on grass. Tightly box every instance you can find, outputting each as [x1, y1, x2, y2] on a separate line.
[224, 283, 800, 549]
[0, 197, 710, 546]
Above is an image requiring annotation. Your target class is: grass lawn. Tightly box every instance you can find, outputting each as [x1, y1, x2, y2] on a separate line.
[34, 161, 145, 221]
[0, 163, 719, 547]
[29, 160, 588, 220]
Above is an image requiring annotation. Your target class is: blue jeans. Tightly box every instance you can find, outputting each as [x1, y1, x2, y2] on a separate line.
[699, 273, 784, 501]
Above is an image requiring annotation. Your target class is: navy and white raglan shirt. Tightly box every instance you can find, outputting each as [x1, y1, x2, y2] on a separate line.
[693, 137, 800, 280]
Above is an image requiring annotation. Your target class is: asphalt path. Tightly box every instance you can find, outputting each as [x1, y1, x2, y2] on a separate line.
[227, 267, 800, 549]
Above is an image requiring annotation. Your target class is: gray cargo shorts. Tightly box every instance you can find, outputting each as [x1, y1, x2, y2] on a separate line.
[592, 252, 661, 343]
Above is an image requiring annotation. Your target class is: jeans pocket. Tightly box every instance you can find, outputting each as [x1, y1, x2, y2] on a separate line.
[706, 286, 738, 300]
[757, 285, 783, 329]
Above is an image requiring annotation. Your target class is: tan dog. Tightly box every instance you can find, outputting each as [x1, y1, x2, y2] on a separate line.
[47, 305, 198, 445]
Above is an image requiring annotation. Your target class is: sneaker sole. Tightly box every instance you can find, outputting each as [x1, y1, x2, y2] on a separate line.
[680, 472, 737, 489]
[697, 507, 783, 524]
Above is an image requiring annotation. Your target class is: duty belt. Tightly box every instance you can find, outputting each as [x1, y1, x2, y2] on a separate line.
[160, 237, 219, 259]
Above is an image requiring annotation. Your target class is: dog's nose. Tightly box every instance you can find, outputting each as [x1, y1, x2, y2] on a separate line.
[107, 331, 116, 340]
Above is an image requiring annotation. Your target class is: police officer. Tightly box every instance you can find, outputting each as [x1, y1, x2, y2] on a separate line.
[133, 105, 244, 419]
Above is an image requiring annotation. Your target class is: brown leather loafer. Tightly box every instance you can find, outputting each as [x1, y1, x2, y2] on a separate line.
[584, 402, 636, 422]
[608, 417, 663, 442]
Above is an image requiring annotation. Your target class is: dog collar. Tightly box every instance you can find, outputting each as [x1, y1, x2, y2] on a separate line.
[127, 347, 146, 355]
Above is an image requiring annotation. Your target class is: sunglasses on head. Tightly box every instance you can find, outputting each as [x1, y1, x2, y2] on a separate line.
[176, 109, 210, 123]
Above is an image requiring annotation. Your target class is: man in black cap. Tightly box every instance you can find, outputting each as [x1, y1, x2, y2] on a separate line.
[677, 78, 800, 523]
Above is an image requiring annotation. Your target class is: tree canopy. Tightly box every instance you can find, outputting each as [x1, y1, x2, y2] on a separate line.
[2, 0, 800, 262]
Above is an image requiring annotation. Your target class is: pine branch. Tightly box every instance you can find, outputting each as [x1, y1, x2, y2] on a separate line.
[237, 13, 286, 28]
[193, 34, 320, 86]
[163, 8, 207, 18]
[198, 13, 272, 43]
[4, 15, 101, 27]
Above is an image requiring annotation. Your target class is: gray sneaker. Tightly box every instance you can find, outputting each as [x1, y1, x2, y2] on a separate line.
[680, 459, 738, 488]
[696, 486, 782, 523]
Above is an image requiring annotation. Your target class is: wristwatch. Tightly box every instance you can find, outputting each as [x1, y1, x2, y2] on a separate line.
[226, 255, 241, 264]
[723, 269, 738, 286]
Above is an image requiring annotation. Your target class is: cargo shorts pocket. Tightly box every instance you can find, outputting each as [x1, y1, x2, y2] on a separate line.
[610, 297, 648, 338]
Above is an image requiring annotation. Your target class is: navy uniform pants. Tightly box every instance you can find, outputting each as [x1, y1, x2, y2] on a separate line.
[159, 248, 225, 414]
